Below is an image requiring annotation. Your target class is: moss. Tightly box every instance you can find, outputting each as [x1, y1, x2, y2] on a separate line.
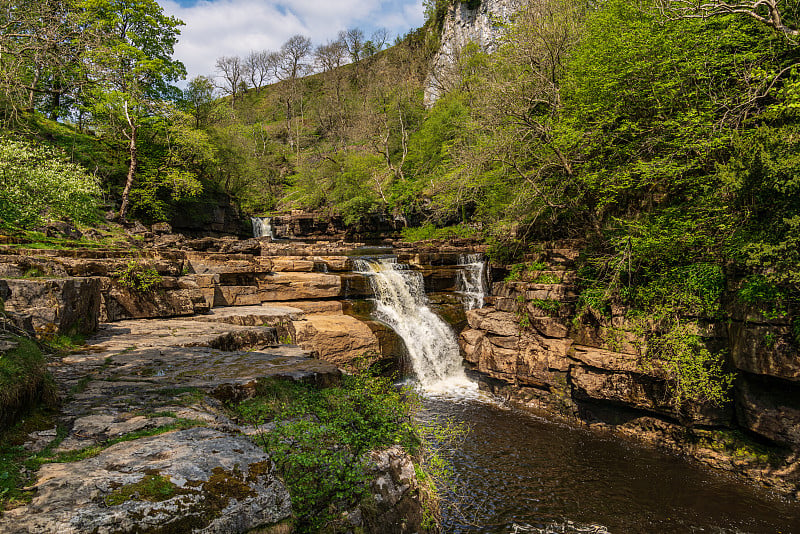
[203, 466, 257, 506]
[694, 429, 784, 467]
[0, 336, 57, 429]
[104, 474, 180, 506]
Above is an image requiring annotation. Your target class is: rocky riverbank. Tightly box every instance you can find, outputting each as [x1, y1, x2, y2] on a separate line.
[460, 241, 800, 497]
[0, 229, 458, 533]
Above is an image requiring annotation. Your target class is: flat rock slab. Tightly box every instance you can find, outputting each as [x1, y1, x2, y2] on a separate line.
[83, 317, 280, 354]
[1, 427, 292, 534]
[193, 304, 304, 326]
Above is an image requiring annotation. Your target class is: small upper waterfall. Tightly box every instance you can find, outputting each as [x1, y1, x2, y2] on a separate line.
[457, 253, 487, 311]
[251, 217, 274, 239]
[354, 258, 475, 394]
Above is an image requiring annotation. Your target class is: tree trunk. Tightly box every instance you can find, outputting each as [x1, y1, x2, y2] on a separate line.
[119, 122, 138, 221]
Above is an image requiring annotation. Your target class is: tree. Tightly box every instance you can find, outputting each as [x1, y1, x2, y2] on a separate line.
[659, 0, 800, 39]
[80, 0, 186, 221]
[275, 35, 312, 151]
[215, 55, 246, 106]
[339, 28, 365, 63]
[0, 0, 89, 121]
[182, 75, 216, 128]
[315, 39, 347, 73]
[277, 35, 312, 80]
[244, 50, 276, 93]
[364, 28, 390, 57]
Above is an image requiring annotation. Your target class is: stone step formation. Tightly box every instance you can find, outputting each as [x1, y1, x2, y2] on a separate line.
[0, 234, 488, 533]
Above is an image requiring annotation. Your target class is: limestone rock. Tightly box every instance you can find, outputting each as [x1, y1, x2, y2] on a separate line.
[213, 285, 262, 307]
[424, 0, 522, 106]
[258, 272, 342, 301]
[571, 366, 730, 426]
[736, 375, 800, 449]
[362, 446, 425, 534]
[466, 307, 519, 337]
[0, 277, 101, 336]
[569, 344, 646, 374]
[729, 320, 800, 381]
[103, 280, 209, 321]
[84, 317, 281, 353]
[294, 314, 382, 367]
[0, 428, 292, 534]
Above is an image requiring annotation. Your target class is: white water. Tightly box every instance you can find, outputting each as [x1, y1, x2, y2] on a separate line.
[457, 253, 487, 310]
[251, 217, 274, 239]
[354, 258, 477, 397]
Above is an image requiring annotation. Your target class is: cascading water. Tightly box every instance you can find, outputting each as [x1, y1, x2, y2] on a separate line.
[354, 258, 476, 395]
[456, 253, 487, 310]
[251, 217, 274, 239]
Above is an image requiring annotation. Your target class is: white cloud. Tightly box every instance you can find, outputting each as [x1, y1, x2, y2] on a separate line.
[160, 0, 426, 82]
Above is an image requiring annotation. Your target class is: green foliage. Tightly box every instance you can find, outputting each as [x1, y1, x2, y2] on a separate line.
[400, 223, 478, 242]
[0, 337, 56, 424]
[642, 321, 734, 408]
[528, 298, 561, 316]
[113, 260, 162, 292]
[503, 261, 547, 282]
[0, 136, 101, 228]
[232, 371, 433, 532]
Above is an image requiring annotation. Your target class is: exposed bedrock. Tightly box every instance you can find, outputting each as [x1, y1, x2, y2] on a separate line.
[460, 241, 800, 496]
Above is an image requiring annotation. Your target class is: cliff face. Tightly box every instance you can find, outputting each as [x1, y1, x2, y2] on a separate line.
[424, 0, 522, 106]
[461, 242, 800, 497]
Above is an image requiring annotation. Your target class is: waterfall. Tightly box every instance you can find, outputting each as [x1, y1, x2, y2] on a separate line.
[251, 217, 274, 239]
[354, 258, 475, 394]
[457, 253, 487, 310]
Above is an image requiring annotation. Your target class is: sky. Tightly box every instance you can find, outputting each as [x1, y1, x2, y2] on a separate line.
[158, 0, 427, 82]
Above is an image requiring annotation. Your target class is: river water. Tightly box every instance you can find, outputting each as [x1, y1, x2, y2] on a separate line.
[421, 396, 800, 534]
[354, 254, 800, 533]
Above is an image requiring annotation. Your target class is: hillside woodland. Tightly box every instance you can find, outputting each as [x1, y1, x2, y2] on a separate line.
[1, 0, 800, 406]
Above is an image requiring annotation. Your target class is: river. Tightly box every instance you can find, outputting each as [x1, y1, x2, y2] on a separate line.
[421, 396, 800, 534]
[355, 254, 800, 533]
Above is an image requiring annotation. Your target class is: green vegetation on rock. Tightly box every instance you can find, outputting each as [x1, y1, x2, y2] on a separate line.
[231, 370, 450, 533]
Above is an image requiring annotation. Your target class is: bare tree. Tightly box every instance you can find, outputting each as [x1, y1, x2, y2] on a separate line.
[274, 35, 312, 152]
[215, 55, 247, 105]
[243, 50, 276, 93]
[339, 28, 365, 63]
[659, 0, 800, 39]
[364, 27, 390, 56]
[315, 39, 347, 72]
[276, 34, 313, 80]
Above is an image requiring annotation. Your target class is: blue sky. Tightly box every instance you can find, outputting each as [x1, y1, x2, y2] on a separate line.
[158, 0, 426, 82]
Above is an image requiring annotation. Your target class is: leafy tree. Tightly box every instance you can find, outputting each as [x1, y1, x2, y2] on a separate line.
[79, 0, 186, 221]
[0, 136, 101, 227]
[181, 75, 216, 128]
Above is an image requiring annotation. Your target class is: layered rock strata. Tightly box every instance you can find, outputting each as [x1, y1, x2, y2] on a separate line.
[461, 242, 800, 496]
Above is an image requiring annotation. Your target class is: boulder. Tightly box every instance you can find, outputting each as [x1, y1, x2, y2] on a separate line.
[361, 446, 426, 534]
[466, 307, 520, 337]
[0, 428, 292, 534]
[102, 279, 209, 321]
[294, 314, 382, 368]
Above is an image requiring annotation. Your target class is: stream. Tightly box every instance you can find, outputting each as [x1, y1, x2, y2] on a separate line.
[422, 397, 800, 533]
[350, 254, 800, 533]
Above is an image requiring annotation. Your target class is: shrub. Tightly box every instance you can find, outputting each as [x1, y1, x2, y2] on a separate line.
[232, 369, 454, 532]
[0, 136, 101, 228]
[113, 260, 162, 292]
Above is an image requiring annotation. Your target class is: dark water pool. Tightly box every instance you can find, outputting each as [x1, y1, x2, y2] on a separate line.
[421, 397, 800, 534]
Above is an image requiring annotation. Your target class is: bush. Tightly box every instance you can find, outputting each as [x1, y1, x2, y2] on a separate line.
[232, 369, 447, 533]
[0, 136, 101, 228]
[113, 260, 162, 292]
